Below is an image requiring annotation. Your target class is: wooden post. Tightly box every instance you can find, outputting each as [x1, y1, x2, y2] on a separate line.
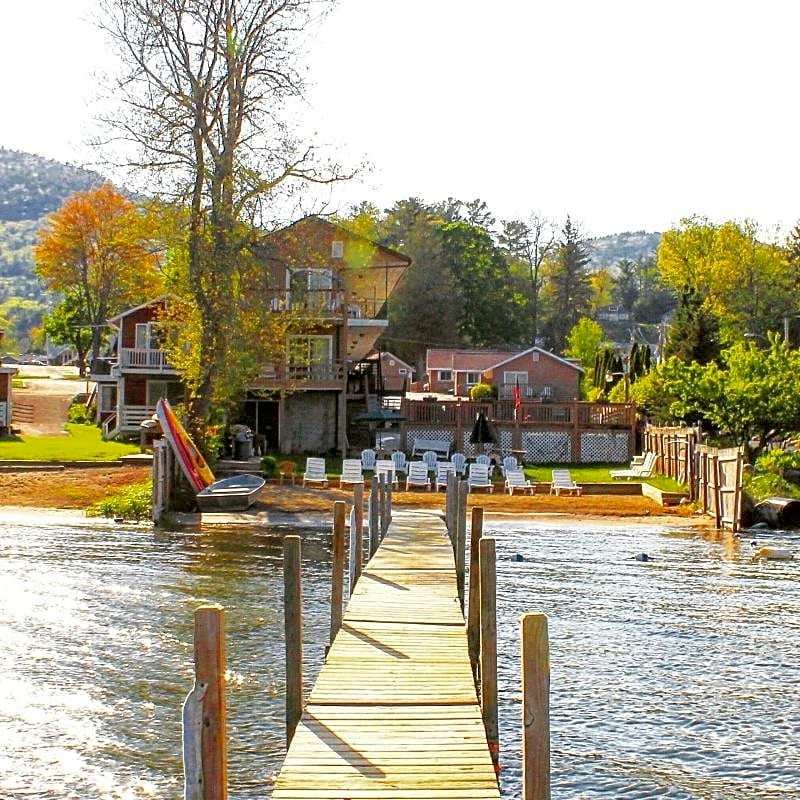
[284, 536, 303, 748]
[479, 536, 499, 777]
[368, 476, 379, 558]
[194, 605, 228, 799]
[455, 479, 468, 612]
[379, 474, 390, 539]
[467, 506, 483, 678]
[353, 483, 364, 584]
[522, 613, 550, 800]
[330, 501, 346, 646]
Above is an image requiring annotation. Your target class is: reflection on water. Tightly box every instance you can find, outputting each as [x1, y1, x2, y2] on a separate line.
[0, 519, 332, 799]
[1, 515, 798, 798]
[489, 521, 800, 799]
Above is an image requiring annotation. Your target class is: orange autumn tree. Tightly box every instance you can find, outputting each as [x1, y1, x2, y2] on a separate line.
[34, 183, 163, 366]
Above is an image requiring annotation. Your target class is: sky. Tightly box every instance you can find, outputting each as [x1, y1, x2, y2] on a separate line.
[2, 0, 799, 238]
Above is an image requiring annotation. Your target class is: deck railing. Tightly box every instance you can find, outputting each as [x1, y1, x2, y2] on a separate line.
[119, 348, 175, 372]
[267, 290, 386, 320]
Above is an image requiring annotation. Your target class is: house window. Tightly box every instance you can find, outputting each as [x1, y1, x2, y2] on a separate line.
[465, 371, 481, 386]
[135, 323, 157, 350]
[288, 335, 334, 379]
[99, 384, 117, 413]
[398, 368, 407, 375]
[147, 380, 183, 407]
[290, 268, 335, 313]
[438, 370, 452, 382]
[504, 371, 529, 385]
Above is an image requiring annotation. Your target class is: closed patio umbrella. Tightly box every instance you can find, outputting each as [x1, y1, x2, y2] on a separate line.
[469, 409, 497, 450]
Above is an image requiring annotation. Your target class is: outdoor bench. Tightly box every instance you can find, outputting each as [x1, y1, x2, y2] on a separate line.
[410, 438, 451, 459]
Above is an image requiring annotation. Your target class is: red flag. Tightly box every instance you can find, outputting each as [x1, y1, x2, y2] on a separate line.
[513, 377, 521, 409]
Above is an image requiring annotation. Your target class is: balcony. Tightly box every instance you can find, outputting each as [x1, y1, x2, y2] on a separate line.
[254, 360, 347, 390]
[118, 348, 176, 374]
[267, 290, 386, 320]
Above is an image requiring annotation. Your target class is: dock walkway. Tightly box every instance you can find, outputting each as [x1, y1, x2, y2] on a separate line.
[272, 509, 500, 799]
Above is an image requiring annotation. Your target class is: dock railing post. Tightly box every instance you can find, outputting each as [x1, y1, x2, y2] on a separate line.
[330, 501, 346, 647]
[522, 613, 550, 800]
[467, 506, 483, 678]
[379, 474, 390, 539]
[283, 536, 303, 748]
[479, 536, 500, 778]
[193, 605, 228, 799]
[446, 471, 457, 546]
[456, 479, 468, 612]
[353, 483, 364, 584]
[368, 476, 379, 559]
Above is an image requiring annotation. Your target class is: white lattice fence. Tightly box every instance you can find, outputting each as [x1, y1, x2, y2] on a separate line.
[580, 431, 630, 462]
[522, 431, 571, 463]
[407, 429, 454, 453]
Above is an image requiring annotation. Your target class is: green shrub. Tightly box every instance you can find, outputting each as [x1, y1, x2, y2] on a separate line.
[67, 400, 94, 425]
[469, 382, 496, 402]
[260, 454, 278, 478]
[87, 480, 153, 521]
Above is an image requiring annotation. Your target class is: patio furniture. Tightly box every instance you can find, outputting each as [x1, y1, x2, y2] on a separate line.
[361, 448, 377, 471]
[467, 463, 494, 493]
[435, 462, 457, 491]
[610, 451, 657, 480]
[550, 469, 582, 496]
[338, 458, 364, 488]
[391, 450, 408, 475]
[451, 452, 467, 476]
[302, 457, 328, 488]
[505, 469, 533, 495]
[404, 461, 432, 491]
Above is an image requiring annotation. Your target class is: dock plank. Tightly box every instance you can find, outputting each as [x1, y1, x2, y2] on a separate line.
[272, 510, 500, 800]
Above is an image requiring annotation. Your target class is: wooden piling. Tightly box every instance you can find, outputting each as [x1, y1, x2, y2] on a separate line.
[368, 476, 379, 559]
[455, 479, 468, 612]
[194, 605, 228, 799]
[522, 613, 550, 800]
[330, 501, 346, 646]
[353, 483, 364, 584]
[283, 536, 303, 748]
[467, 506, 483, 676]
[479, 536, 499, 777]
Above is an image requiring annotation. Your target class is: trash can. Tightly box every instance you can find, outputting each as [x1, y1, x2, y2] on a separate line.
[233, 428, 253, 459]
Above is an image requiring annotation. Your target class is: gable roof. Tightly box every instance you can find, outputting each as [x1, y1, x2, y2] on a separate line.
[107, 295, 172, 326]
[427, 348, 524, 372]
[489, 347, 585, 374]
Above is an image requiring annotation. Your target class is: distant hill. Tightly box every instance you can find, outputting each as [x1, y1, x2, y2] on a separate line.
[0, 149, 108, 305]
[0, 148, 106, 222]
[586, 230, 662, 270]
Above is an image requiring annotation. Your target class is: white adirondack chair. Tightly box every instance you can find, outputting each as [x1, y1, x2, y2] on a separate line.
[391, 450, 408, 475]
[361, 448, 377, 471]
[505, 469, 532, 495]
[338, 458, 364, 488]
[467, 463, 494, 493]
[501, 455, 519, 476]
[422, 450, 439, 472]
[302, 457, 328, 487]
[451, 452, 467, 476]
[404, 461, 431, 491]
[475, 453, 494, 477]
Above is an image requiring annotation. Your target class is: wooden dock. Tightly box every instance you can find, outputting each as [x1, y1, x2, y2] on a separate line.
[272, 509, 501, 799]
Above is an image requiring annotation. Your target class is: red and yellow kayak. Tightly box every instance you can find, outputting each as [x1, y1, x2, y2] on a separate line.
[155, 398, 215, 492]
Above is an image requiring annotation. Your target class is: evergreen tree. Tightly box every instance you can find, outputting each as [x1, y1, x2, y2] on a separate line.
[663, 285, 721, 364]
[541, 216, 592, 352]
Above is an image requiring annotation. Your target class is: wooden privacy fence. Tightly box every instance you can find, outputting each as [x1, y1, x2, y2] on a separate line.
[644, 425, 744, 532]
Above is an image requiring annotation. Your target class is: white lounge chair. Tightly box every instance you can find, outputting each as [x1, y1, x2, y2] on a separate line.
[404, 461, 431, 491]
[550, 469, 582, 495]
[467, 463, 494, 493]
[422, 450, 439, 473]
[435, 462, 457, 492]
[391, 450, 408, 475]
[361, 448, 377, 472]
[338, 458, 364, 488]
[375, 459, 398, 488]
[451, 452, 467, 476]
[610, 451, 658, 480]
[302, 457, 328, 487]
[505, 469, 532, 495]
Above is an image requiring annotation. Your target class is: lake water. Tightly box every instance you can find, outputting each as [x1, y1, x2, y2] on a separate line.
[1, 511, 798, 798]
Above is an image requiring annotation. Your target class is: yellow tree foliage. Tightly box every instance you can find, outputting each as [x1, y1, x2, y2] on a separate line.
[34, 183, 163, 362]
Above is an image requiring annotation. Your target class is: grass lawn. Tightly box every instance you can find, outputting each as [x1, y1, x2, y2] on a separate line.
[0, 424, 141, 461]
